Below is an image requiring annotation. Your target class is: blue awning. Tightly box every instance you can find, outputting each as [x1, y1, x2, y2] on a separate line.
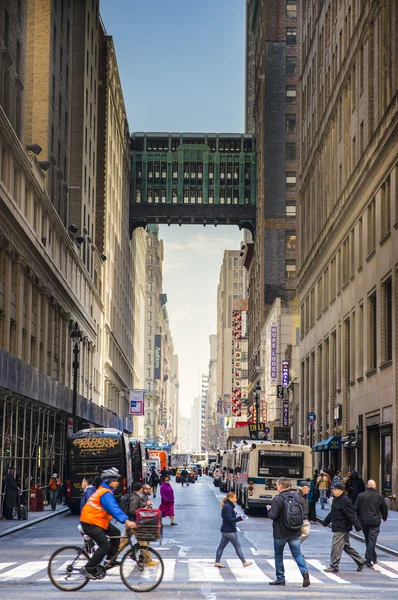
[312, 436, 341, 452]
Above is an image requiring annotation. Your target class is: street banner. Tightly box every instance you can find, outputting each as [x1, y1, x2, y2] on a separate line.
[271, 324, 277, 384]
[282, 399, 289, 426]
[154, 334, 161, 380]
[129, 390, 145, 416]
[282, 360, 289, 387]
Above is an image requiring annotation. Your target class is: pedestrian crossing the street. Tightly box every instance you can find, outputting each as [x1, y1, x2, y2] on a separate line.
[1, 557, 398, 586]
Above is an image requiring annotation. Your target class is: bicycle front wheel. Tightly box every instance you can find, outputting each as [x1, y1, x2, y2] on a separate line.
[48, 545, 90, 592]
[120, 545, 164, 592]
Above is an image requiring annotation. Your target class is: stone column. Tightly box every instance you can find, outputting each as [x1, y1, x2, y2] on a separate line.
[15, 256, 25, 359]
[3, 247, 13, 350]
[25, 270, 33, 364]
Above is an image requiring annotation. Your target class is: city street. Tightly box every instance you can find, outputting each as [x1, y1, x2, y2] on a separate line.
[0, 477, 397, 599]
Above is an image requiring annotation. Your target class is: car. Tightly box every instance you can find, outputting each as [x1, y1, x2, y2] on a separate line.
[175, 466, 195, 483]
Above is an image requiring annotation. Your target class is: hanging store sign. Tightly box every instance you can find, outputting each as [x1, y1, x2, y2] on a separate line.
[282, 360, 289, 387]
[271, 325, 277, 384]
[232, 310, 243, 417]
[282, 399, 289, 427]
[154, 335, 162, 380]
[129, 390, 145, 416]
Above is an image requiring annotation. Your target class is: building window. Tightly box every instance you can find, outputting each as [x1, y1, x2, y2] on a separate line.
[367, 291, 377, 371]
[286, 0, 297, 17]
[286, 202, 296, 217]
[286, 172, 296, 191]
[380, 177, 391, 239]
[286, 85, 296, 103]
[4, 10, 9, 47]
[148, 311, 152, 321]
[286, 27, 297, 45]
[286, 260, 296, 278]
[286, 56, 296, 75]
[358, 303, 364, 377]
[286, 142, 296, 161]
[285, 231, 296, 249]
[367, 198, 376, 256]
[358, 217, 363, 269]
[286, 114, 296, 133]
[381, 277, 392, 363]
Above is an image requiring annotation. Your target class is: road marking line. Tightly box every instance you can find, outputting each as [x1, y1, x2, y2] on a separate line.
[380, 561, 398, 573]
[188, 559, 224, 582]
[267, 559, 323, 584]
[0, 563, 16, 573]
[307, 559, 350, 583]
[226, 559, 271, 582]
[0, 561, 48, 581]
[374, 563, 398, 578]
[250, 547, 259, 555]
[163, 558, 176, 581]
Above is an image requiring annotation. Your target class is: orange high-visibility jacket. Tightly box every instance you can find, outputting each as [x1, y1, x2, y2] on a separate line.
[80, 486, 112, 529]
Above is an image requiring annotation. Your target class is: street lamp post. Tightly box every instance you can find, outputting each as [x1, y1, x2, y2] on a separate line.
[71, 322, 82, 433]
[254, 383, 262, 427]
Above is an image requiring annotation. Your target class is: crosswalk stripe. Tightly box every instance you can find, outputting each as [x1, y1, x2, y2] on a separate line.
[163, 559, 176, 582]
[381, 561, 398, 573]
[226, 559, 271, 582]
[373, 563, 398, 579]
[0, 563, 16, 573]
[266, 559, 323, 584]
[307, 559, 351, 584]
[188, 559, 224, 582]
[0, 562, 48, 581]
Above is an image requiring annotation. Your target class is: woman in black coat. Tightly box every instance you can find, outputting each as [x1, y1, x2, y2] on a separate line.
[3, 468, 19, 519]
[214, 492, 252, 568]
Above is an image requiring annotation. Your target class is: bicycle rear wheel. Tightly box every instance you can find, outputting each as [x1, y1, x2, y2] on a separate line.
[48, 545, 90, 591]
[120, 545, 164, 592]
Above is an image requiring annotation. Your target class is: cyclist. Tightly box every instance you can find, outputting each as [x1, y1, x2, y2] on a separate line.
[80, 468, 135, 579]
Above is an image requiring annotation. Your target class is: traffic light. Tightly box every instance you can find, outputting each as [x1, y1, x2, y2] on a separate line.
[277, 385, 283, 399]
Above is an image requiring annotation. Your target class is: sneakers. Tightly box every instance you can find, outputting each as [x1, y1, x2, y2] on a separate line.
[364, 561, 373, 568]
[302, 572, 310, 587]
[79, 567, 97, 580]
[243, 561, 253, 568]
[357, 561, 365, 572]
[170, 522, 178, 526]
[324, 567, 339, 573]
[269, 579, 286, 586]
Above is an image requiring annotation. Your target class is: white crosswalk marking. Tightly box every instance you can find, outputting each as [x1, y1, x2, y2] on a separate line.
[373, 563, 398, 579]
[0, 562, 48, 581]
[381, 561, 398, 573]
[266, 559, 323, 584]
[226, 559, 271, 582]
[188, 559, 224, 582]
[307, 559, 351, 584]
[0, 563, 16, 573]
[163, 558, 176, 581]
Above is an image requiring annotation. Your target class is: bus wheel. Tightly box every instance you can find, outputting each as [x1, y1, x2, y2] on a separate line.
[244, 495, 251, 515]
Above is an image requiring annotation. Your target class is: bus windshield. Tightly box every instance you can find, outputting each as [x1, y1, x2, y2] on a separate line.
[258, 450, 304, 478]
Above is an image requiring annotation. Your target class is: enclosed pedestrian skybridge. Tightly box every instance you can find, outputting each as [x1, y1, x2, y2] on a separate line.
[130, 133, 256, 236]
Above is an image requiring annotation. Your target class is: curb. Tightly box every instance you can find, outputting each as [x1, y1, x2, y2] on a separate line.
[0, 506, 69, 538]
[315, 516, 398, 558]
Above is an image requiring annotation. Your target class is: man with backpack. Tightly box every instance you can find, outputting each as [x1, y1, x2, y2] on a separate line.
[48, 473, 61, 510]
[267, 477, 310, 587]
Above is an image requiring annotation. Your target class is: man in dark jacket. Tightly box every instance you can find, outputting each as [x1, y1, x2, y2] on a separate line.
[354, 479, 388, 567]
[3, 467, 19, 520]
[323, 482, 365, 572]
[267, 478, 310, 587]
[345, 470, 365, 504]
[128, 482, 148, 521]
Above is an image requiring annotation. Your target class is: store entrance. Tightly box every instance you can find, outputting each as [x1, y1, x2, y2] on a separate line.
[367, 426, 380, 488]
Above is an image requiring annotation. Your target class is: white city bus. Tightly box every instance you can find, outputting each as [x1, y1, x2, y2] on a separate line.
[235, 441, 312, 514]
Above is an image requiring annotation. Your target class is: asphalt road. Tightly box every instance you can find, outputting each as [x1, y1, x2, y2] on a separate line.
[0, 476, 397, 599]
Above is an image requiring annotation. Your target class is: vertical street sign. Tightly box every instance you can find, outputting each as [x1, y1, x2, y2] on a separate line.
[282, 399, 289, 427]
[282, 360, 289, 387]
[270, 324, 277, 384]
[277, 385, 283, 399]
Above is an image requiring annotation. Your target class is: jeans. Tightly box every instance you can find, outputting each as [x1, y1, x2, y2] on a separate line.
[330, 531, 364, 569]
[362, 524, 380, 563]
[49, 489, 58, 509]
[216, 532, 246, 563]
[82, 522, 120, 572]
[273, 536, 308, 581]
[319, 489, 328, 508]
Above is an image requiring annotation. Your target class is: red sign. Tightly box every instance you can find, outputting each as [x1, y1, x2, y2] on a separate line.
[235, 421, 249, 427]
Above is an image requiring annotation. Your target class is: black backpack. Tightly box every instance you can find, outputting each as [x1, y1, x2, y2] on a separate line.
[282, 493, 304, 530]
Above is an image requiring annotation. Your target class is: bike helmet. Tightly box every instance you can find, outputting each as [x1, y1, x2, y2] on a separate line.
[100, 467, 121, 483]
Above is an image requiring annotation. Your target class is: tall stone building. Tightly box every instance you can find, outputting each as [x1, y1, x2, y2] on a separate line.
[245, 0, 300, 401]
[204, 335, 218, 452]
[298, 1, 398, 501]
[0, 1, 127, 499]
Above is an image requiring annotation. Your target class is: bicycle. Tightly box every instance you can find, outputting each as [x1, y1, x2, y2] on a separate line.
[47, 527, 164, 592]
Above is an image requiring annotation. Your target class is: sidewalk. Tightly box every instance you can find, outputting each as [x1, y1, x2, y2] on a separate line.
[316, 500, 398, 556]
[0, 504, 69, 538]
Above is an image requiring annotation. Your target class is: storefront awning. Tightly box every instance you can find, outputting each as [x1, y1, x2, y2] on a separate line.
[312, 436, 342, 452]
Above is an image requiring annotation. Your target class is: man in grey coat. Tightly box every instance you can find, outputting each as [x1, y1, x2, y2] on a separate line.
[322, 482, 365, 573]
[354, 480, 388, 567]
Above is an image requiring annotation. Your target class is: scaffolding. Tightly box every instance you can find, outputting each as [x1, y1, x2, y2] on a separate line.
[0, 394, 67, 514]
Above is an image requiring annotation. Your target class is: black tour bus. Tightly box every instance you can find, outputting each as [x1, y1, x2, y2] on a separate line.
[66, 428, 133, 513]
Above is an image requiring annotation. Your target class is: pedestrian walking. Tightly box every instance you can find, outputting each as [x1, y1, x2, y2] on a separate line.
[80, 476, 96, 513]
[180, 467, 189, 486]
[3, 467, 19, 520]
[48, 473, 61, 510]
[148, 467, 160, 498]
[295, 480, 311, 543]
[322, 482, 365, 573]
[307, 479, 318, 523]
[267, 477, 310, 587]
[214, 492, 252, 568]
[317, 472, 329, 509]
[160, 467, 169, 481]
[354, 479, 388, 567]
[345, 470, 365, 504]
[159, 475, 177, 525]
[332, 471, 343, 487]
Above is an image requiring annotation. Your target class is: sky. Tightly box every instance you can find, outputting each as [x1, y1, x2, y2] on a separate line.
[100, 0, 245, 415]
